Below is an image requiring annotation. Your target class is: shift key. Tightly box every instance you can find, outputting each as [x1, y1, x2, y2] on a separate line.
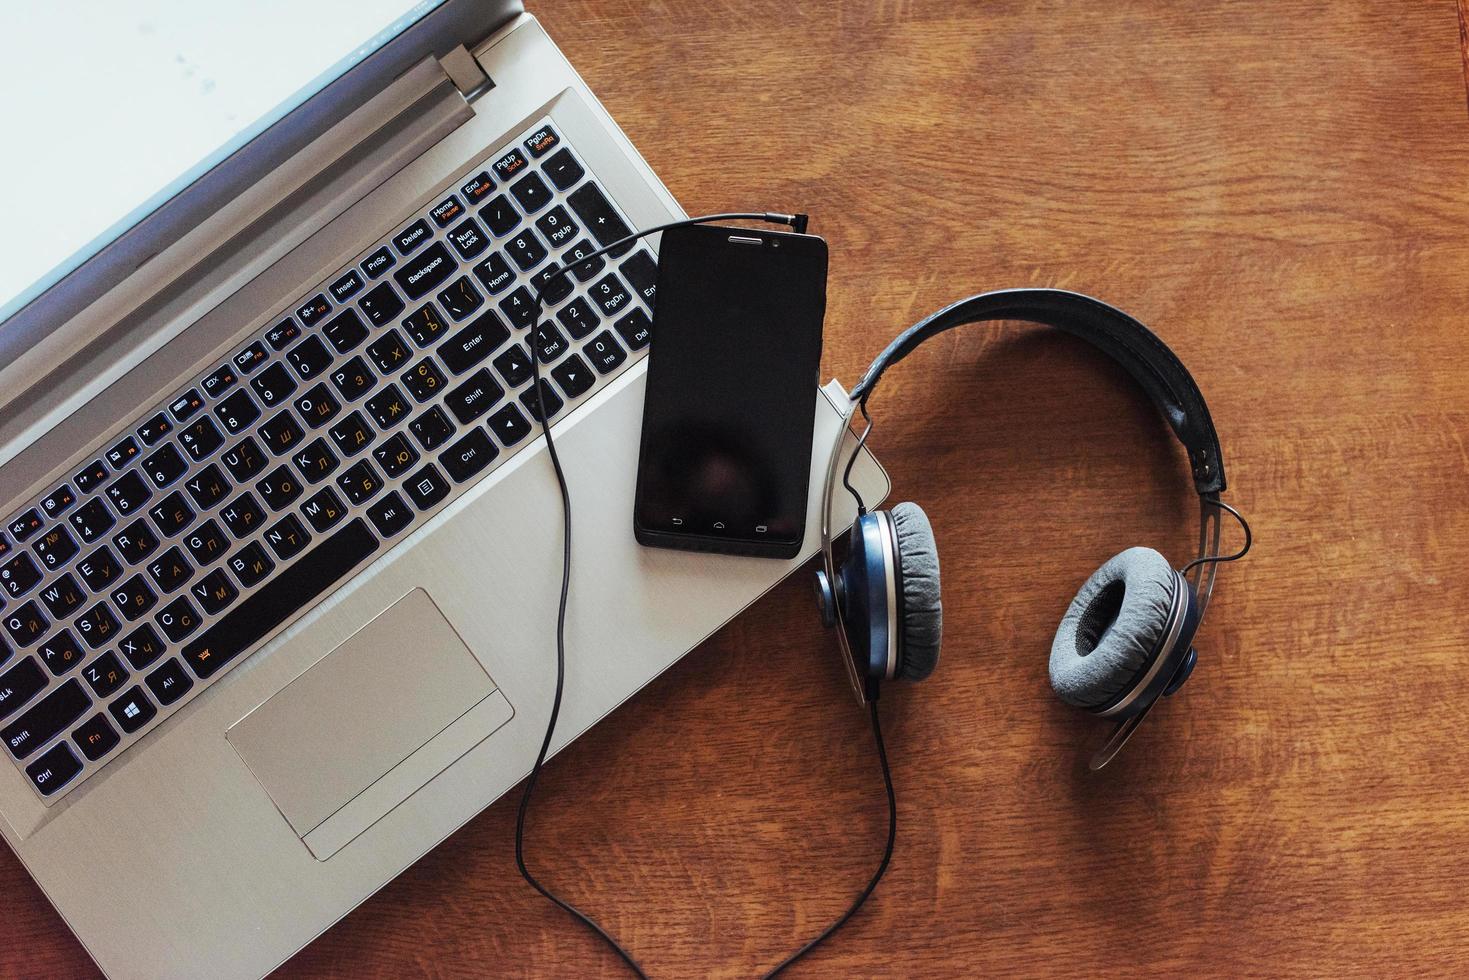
[392, 241, 457, 300]
[1, 679, 90, 760]
[182, 520, 379, 679]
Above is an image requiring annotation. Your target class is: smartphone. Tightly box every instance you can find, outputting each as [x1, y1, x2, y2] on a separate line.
[633, 223, 828, 559]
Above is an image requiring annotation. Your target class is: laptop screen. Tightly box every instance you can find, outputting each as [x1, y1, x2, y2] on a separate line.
[0, 1, 449, 323]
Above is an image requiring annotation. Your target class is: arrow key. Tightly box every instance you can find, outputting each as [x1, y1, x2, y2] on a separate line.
[551, 353, 595, 400]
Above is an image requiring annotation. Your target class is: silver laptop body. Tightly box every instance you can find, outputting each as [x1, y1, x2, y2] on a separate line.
[0, 4, 886, 976]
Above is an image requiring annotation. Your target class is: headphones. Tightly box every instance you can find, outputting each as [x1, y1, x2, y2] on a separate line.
[814, 288, 1249, 768]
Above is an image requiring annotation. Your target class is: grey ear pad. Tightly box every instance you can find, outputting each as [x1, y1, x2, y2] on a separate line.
[890, 502, 942, 682]
[1049, 547, 1176, 710]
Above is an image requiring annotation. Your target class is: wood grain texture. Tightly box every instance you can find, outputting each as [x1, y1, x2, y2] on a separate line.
[5, 1, 1469, 976]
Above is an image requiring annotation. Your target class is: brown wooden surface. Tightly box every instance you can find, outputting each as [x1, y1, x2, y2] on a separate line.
[5, 1, 1469, 976]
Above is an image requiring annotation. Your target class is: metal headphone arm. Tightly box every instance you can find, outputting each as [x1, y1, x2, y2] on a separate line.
[818, 393, 873, 704]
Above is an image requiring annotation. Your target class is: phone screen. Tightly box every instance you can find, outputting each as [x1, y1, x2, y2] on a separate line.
[633, 224, 827, 558]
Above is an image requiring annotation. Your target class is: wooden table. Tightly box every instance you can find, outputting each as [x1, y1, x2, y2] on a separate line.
[6, 1, 1469, 975]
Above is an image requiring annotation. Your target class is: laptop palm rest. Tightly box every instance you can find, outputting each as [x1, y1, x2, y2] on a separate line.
[226, 588, 512, 860]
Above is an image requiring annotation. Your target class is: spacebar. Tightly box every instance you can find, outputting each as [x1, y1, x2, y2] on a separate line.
[182, 519, 379, 679]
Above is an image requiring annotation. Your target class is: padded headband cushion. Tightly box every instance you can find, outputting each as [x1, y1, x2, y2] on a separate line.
[891, 502, 941, 681]
[1049, 547, 1175, 709]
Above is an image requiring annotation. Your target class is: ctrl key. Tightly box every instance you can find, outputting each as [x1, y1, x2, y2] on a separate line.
[26, 741, 82, 795]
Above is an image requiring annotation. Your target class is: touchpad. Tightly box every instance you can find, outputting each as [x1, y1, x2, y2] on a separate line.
[228, 589, 503, 851]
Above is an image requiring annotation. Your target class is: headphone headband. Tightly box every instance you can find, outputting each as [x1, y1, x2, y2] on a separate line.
[850, 288, 1226, 494]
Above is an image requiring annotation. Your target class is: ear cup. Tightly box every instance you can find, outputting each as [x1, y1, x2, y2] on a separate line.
[890, 502, 942, 681]
[1049, 547, 1175, 710]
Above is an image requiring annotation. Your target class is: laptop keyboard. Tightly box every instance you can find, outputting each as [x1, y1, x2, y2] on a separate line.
[0, 120, 658, 803]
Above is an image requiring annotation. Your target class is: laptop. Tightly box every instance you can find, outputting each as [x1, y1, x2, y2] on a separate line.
[0, 2, 886, 976]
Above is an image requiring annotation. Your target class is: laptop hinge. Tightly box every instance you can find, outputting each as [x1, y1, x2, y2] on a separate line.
[438, 44, 494, 101]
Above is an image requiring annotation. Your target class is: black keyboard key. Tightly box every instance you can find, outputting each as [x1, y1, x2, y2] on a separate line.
[329, 269, 364, 304]
[119, 624, 165, 670]
[448, 218, 490, 260]
[185, 519, 379, 680]
[183, 465, 230, 509]
[487, 403, 532, 447]
[39, 574, 85, 620]
[0, 638, 9, 667]
[323, 309, 369, 354]
[409, 407, 456, 452]
[367, 491, 413, 537]
[393, 241, 457, 300]
[337, 460, 383, 505]
[73, 713, 118, 761]
[169, 389, 206, 422]
[509, 171, 552, 215]
[179, 415, 226, 461]
[535, 204, 578, 247]
[331, 356, 377, 401]
[191, 568, 240, 615]
[362, 245, 396, 280]
[286, 335, 334, 380]
[111, 575, 157, 621]
[147, 547, 194, 594]
[108, 686, 156, 734]
[33, 525, 79, 571]
[530, 263, 575, 306]
[26, 741, 82, 795]
[430, 194, 466, 228]
[543, 147, 584, 190]
[146, 658, 194, 706]
[233, 341, 270, 376]
[82, 652, 128, 699]
[155, 596, 200, 643]
[1, 553, 42, 599]
[615, 308, 653, 350]
[329, 411, 375, 458]
[492, 343, 534, 388]
[77, 546, 122, 591]
[202, 363, 239, 398]
[296, 294, 331, 327]
[107, 437, 141, 470]
[222, 436, 267, 482]
[5, 601, 48, 646]
[69, 498, 115, 543]
[373, 435, 419, 480]
[440, 313, 510, 376]
[73, 460, 110, 495]
[504, 228, 548, 271]
[493, 147, 530, 182]
[585, 331, 627, 375]
[368, 329, 414, 372]
[214, 388, 262, 435]
[257, 466, 304, 511]
[295, 383, 342, 428]
[591, 272, 633, 317]
[260, 410, 306, 455]
[551, 353, 596, 400]
[498, 287, 538, 330]
[524, 125, 560, 158]
[564, 238, 606, 282]
[3, 679, 89, 759]
[228, 542, 274, 589]
[532, 322, 569, 364]
[403, 303, 451, 348]
[184, 519, 230, 566]
[37, 631, 83, 676]
[440, 428, 498, 482]
[142, 444, 189, 489]
[480, 194, 520, 237]
[0, 533, 9, 562]
[445, 368, 506, 428]
[40, 484, 77, 520]
[472, 252, 515, 295]
[404, 464, 450, 511]
[520, 380, 564, 422]
[137, 412, 173, 446]
[366, 385, 411, 429]
[402, 357, 447, 402]
[7, 510, 41, 544]
[0, 658, 46, 721]
[438, 276, 484, 320]
[302, 487, 348, 533]
[293, 438, 340, 484]
[149, 491, 194, 536]
[264, 514, 312, 561]
[567, 182, 633, 255]
[621, 250, 658, 308]
[220, 493, 267, 540]
[76, 603, 121, 649]
[265, 317, 303, 351]
[462, 171, 495, 204]
[359, 282, 405, 326]
[104, 471, 152, 518]
[394, 218, 434, 255]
